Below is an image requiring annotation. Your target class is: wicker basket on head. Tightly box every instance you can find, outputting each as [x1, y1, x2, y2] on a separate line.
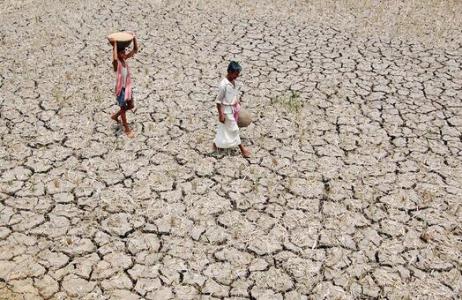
[107, 32, 133, 50]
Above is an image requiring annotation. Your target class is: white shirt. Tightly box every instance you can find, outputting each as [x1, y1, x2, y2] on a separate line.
[216, 78, 239, 114]
[121, 66, 128, 88]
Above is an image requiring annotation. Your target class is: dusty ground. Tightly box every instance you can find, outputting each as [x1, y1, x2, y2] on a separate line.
[1, 0, 462, 299]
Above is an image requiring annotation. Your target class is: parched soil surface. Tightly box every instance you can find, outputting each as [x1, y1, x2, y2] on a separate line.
[1, 1, 461, 299]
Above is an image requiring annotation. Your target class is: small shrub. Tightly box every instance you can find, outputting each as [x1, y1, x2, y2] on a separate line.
[271, 90, 304, 113]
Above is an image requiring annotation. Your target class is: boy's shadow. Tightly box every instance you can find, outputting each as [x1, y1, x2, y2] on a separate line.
[208, 138, 252, 158]
[209, 148, 240, 158]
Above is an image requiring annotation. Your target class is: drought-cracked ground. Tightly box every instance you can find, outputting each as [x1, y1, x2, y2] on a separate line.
[1, 0, 462, 299]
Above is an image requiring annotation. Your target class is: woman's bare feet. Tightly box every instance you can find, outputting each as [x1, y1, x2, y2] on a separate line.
[111, 113, 120, 123]
[125, 128, 135, 138]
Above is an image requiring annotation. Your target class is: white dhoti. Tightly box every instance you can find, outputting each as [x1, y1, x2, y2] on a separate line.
[214, 112, 241, 148]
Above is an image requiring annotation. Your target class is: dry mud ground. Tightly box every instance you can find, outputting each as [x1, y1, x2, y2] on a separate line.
[1, 0, 462, 299]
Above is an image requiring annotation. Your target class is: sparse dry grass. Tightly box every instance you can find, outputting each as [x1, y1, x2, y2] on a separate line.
[228, 0, 462, 46]
[312, 0, 462, 45]
[271, 91, 304, 114]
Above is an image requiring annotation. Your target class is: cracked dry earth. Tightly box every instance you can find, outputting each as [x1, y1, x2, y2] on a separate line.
[1, 0, 462, 299]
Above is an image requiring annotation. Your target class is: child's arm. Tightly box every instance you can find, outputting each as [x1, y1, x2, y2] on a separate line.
[217, 103, 225, 123]
[111, 39, 118, 71]
[216, 84, 226, 123]
[126, 35, 138, 59]
[111, 39, 118, 61]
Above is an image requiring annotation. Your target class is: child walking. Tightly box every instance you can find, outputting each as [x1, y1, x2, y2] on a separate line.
[213, 61, 251, 158]
[109, 34, 138, 138]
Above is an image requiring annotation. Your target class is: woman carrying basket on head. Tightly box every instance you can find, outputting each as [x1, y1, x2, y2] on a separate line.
[108, 33, 138, 138]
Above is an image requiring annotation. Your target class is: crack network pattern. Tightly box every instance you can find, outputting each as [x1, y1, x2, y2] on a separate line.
[1, 0, 461, 299]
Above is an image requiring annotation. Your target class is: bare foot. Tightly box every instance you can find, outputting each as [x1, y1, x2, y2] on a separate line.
[111, 113, 120, 123]
[240, 147, 251, 158]
[125, 128, 135, 138]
